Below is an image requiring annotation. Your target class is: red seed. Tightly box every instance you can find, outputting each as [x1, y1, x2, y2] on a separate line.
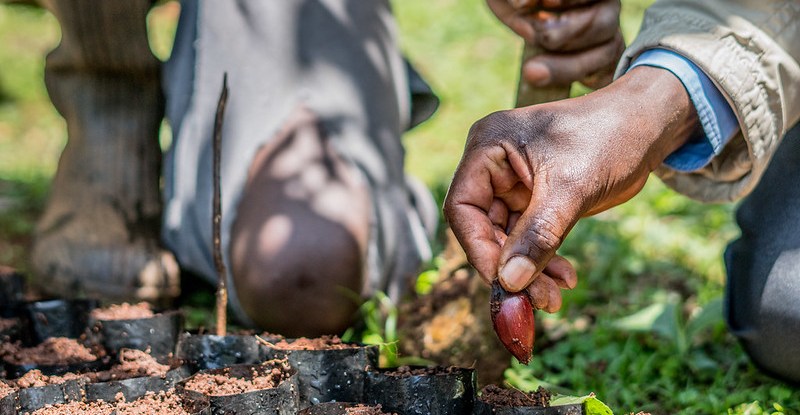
[490, 280, 535, 364]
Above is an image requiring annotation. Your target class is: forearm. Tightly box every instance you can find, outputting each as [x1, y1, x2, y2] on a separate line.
[616, 0, 800, 202]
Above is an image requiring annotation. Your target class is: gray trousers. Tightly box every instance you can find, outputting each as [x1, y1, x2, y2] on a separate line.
[725, 122, 800, 384]
[161, 0, 438, 325]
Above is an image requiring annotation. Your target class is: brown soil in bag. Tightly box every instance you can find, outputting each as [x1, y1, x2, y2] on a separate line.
[478, 384, 551, 407]
[0, 318, 18, 332]
[30, 400, 114, 415]
[30, 390, 194, 415]
[0, 381, 16, 399]
[184, 360, 292, 396]
[343, 404, 396, 414]
[90, 302, 155, 320]
[88, 348, 171, 382]
[15, 369, 87, 388]
[2, 337, 98, 366]
[271, 335, 360, 350]
[115, 390, 193, 415]
[381, 365, 462, 378]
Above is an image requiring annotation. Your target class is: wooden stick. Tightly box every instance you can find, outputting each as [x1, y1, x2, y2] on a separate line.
[213, 73, 229, 336]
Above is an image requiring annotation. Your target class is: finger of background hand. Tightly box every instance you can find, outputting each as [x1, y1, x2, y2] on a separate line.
[522, 31, 623, 86]
[532, 0, 619, 52]
[527, 274, 562, 312]
[486, 0, 536, 42]
[541, 0, 598, 10]
[543, 255, 577, 289]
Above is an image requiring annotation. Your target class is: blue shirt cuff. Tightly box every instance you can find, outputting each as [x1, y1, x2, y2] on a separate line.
[628, 49, 740, 172]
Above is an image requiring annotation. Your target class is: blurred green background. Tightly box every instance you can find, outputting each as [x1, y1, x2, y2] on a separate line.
[0, 1, 797, 413]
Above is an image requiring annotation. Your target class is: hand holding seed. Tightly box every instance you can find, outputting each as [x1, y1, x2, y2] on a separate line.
[445, 68, 698, 362]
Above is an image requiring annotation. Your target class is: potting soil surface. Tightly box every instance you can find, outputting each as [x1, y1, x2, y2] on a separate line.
[30, 399, 114, 415]
[0, 317, 18, 331]
[30, 390, 192, 415]
[344, 404, 397, 414]
[115, 390, 193, 415]
[479, 384, 551, 407]
[382, 365, 462, 378]
[184, 365, 289, 396]
[271, 335, 359, 350]
[90, 302, 155, 320]
[0, 380, 15, 398]
[1, 337, 98, 366]
[15, 369, 87, 388]
[89, 348, 170, 382]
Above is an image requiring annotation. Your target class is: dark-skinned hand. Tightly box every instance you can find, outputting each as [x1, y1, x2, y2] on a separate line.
[487, 0, 624, 89]
[444, 66, 700, 311]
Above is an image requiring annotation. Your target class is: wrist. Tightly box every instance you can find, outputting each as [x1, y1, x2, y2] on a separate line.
[602, 65, 699, 171]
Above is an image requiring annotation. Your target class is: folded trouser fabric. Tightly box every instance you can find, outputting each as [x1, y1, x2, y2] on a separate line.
[725, 122, 800, 384]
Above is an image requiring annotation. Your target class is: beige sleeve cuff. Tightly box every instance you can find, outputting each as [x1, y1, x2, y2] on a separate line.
[615, 0, 800, 203]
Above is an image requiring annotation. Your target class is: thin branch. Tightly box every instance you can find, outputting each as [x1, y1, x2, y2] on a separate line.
[213, 73, 229, 336]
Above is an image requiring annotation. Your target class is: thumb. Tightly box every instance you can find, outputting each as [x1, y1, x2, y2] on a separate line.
[497, 189, 580, 292]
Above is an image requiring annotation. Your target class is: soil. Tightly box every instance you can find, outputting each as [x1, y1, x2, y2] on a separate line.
[29, 390, 193, 415]
[90, 302, 155, 320]
[184, 360, 292, 396]
[88, 348, 171, 382]
[381, 365, 462, 378]
[1, 337, 98, 366]
[30, 400, 114, 415]
[15, 369, 87, 388]
[0, 380, 16, 399]
[271, 335, 359, 350]
[344, 404, 396, 414]
[0, 317, 18, 332]
[114, 390, 193, 415]
[478, 385, 551, 407]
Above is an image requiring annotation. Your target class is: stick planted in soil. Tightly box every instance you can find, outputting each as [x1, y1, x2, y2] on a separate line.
[213, 74, 229, 337]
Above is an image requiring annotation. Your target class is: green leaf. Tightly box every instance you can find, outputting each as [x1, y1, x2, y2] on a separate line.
[550, 394, 614, 415]
[415, 269, 439, 295]
[686, 297, 724, 341]
[613, 302, 678, 340]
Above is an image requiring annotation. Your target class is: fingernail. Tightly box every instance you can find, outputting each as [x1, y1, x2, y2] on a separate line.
[499, 256, 537, 292]
[523, 62, 550, 87]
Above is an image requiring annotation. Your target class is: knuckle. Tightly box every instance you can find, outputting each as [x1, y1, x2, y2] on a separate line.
[468, 110, 516, 145]
[521, 215, 564, 256]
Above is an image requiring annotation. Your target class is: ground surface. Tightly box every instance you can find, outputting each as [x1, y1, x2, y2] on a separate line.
[0, 1, 798, 414]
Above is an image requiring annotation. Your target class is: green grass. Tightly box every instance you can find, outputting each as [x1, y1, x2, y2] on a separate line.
[0, 1, 797, 413]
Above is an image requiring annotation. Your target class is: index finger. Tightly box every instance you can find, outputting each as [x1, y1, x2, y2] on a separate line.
[444, 149, 509, 283]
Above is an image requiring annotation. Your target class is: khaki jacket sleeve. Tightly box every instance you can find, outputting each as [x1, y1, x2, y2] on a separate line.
[615, 0, 800, 202]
